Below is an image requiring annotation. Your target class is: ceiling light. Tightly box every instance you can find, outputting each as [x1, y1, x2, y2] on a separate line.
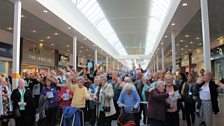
[40, 39, 44, 42]
[185, 45, 188, 48]
[80, 51, 82, 52]
[176, 44, 179, 46]
[160, 43, 163, 45]
[39, 43, 44, 47]
[67, 50, 70, 52]
[84, 38, 87, 40]
[164, 35, 168, 38]
[86, 49, 88, 51]
[93, 45, 96, 46]
[182, 3, 188, 6]
[21, 15, 25, 18]
[68, 27, 71, 30]
[198, 43, 202, 46]
[54, 32, 58, 36]
[32, 30, 37, 33]
[51, 43, 54, 46]
[181, 48, 184, 50]
[180, 40, 184, 42]
[189, 49, 192, 51]
[185, 34, 190, 37]
[81, 46, 83, 48]
[171, 23, 176, 26]
[43, 10, 48, 13]
[66, 45, 70, 47]
[190, 41, 193, 44]
[6, 27, 12, 30]
[46, 36, 51, 39]
[196, 37, 200, 40]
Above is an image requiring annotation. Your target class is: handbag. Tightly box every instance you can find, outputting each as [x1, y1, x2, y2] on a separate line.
[103, 97, 111, 112]
[13, 108, 21, 118]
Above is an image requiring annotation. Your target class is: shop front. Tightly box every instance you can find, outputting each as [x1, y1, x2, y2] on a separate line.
[211, 44, 224, 79]
[0, 42, 12, 76]
[21, 39, 56, 76]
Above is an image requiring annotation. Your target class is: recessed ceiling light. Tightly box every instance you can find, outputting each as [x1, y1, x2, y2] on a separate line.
[40, 39, 44, 42]
[189, 49, 192, 51]
[190, 41, 193, 44]
[6, 27, 12, 30]
[180, 40, 184, 42]
[68, 27, 71, 30]
[196, 37, 200, 40]
[176, 44, 179, 46]
[171, 23, 176, 26]
[84, 38, 87, 40]
[43, 10, 48, 13]
[54, 32, 58, 36]
[198, 43, 202, 46]
[181, 48, 184, 50]
[32, 30, 37, 33]
[185, 34, 190, 37]
[164, 35, 168, 38]
[185, 45, 188, 48]
[81, 46, 83, 48]
[21, 15, 25, 18]
[46, 36, 51, 39]
[182, 3, 188, 6]
[160, 43, 163, 45]
[93, 44, 96, 46]
[80, 51, 82, 52]
[51, 43, 54, 46]
[66, 45, 70, 47]
[67, 50, 70, 52]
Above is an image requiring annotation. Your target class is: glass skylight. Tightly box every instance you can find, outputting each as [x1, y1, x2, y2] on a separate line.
[72, 0, 127, 56]
[145, 0, 172, 55]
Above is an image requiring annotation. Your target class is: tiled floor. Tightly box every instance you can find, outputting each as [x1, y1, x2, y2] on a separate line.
[4, 94, 224, 126]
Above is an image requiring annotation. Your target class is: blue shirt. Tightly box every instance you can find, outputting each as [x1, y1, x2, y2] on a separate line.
[117, 90, 140, 113]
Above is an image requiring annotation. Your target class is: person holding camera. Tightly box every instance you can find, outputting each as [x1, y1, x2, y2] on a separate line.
[117, 83, 141, 126]
[96, 75, 116, 126]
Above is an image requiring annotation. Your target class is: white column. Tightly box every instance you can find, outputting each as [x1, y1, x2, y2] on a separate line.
[12, 0, 22, 90]
[171, 31, 176, 72]
[106, 57, 108, 72]
[112, 60, 115, 69]
[161, 47, 165, 71]
[73, 36, 77, 70]
[153, 57, 156, 72]
[200, 0, 211, 71]
[95, 50, 97, 65]
[156, 54, 159, 71]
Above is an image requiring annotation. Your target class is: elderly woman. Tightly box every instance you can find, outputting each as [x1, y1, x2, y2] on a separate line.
[40, 77, 58, 126]
[66, 76, 89, 124]
[11, 78, 34, 126]
[0, 77, 12, 126]
[195, 71, 224, 126]
[117, 83, 141, 126]
[146, 81, 174, 126]
[165, 75, 180, 126]
[95, 75, 116, 126]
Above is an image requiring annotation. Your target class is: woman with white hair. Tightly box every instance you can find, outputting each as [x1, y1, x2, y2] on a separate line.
[117, 83, 141, 126]
[0, 77, 12, 126]
[146, 81, 174, 126]
[95, 75, 116, 126]
[11, 78, 34, 126]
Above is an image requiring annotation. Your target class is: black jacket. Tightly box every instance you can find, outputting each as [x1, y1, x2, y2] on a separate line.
[198, 81, 219, 114]
[11, 88, 34, 113]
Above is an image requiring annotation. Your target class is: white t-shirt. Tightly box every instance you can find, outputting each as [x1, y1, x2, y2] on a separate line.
[199, 83, 211, 100]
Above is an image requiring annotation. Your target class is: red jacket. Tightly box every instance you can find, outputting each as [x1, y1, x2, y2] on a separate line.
[57, 87, 73, 109]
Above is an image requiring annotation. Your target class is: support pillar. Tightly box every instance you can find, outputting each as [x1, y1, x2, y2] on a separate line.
[171, 31, 177, 72]
[73, 36, 77, 71]
[161, 47, 165, 71]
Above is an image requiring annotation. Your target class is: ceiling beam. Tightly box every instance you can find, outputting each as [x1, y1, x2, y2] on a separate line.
[115, 55, 151, 60]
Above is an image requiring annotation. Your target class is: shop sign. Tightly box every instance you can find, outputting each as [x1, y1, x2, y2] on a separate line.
[211, 44, 224, 60]
[59, 54, 69, 62]
[22, 40, 55, 66]
[0, 42, 12, 58]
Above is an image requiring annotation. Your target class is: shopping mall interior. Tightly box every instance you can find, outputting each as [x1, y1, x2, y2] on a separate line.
[1, 0, 224, 126]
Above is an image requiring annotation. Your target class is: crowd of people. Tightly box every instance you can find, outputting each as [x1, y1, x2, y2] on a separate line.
[0, 65, 224, 126]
